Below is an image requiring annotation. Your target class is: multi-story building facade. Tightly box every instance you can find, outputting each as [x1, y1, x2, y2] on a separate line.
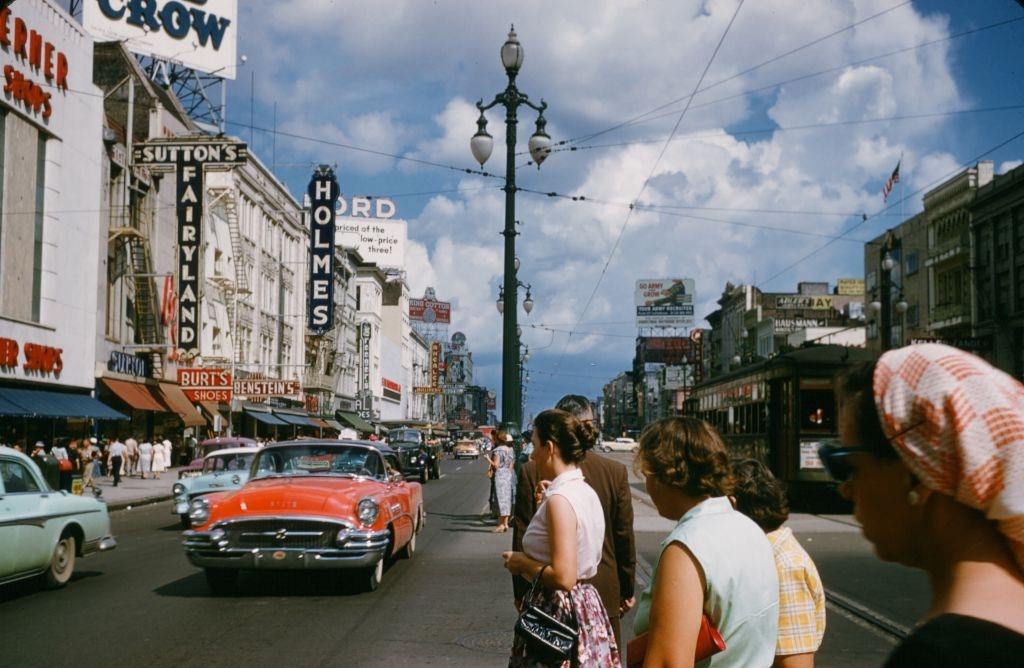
[924, 161, 993, 342]
[972, 162, 1024, 379]
[706, 283, 756, 375]
[863, 214, 931, 353]
[601, 372, 638, 438]
[355, 263, 386, 423]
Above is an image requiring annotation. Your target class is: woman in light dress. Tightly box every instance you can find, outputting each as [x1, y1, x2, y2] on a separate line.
[489, 433, 517, 533]
[138, 439, 153, 479]
[151, 437, 167, 479]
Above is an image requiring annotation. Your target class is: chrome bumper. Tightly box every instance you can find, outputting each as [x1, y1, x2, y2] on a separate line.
[182, 529, 389, 570]
[82, 535, 118, 556]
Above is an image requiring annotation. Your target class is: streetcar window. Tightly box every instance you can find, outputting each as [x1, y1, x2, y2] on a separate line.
[800, 389, 836, 432]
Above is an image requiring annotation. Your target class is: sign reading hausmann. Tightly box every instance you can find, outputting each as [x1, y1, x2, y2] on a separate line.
[307, 167, 340, 335]
[133, 140, 247, 356]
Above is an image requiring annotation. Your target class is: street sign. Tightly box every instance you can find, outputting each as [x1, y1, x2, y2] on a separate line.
[635, 278, 696, 328]
[233, 378, 300, 398]
[178, 368, 232, 402]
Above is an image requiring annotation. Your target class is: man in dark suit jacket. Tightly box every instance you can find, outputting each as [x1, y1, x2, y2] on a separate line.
[511, 396, 636, 645]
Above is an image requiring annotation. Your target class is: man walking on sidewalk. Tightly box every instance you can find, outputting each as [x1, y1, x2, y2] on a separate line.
[125, 435, 139, 477]
[108, 437, 126, 487]
[511, 394, 637, 646]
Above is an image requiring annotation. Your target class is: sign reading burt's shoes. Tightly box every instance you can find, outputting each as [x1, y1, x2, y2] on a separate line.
[133, 139, 247, 356]
[307, 166, 340, 335]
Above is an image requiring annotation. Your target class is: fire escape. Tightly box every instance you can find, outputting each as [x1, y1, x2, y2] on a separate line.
[206, 186, 252, 365]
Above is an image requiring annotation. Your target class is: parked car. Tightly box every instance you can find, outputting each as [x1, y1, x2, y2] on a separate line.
[182, 440, 423, 594]
[171, 447, 259, 528]
[389, 428, 440, 482]
[453, 439, 480, 460]
[0, 446, 117, 589]
[601, 437, 639, 453]
[179, 437, 259, 479]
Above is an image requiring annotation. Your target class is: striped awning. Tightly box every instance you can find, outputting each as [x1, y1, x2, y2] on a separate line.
[0, 387, 127, 420]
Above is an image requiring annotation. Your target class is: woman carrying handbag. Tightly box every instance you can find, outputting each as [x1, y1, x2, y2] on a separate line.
[502, 409, 620, 667]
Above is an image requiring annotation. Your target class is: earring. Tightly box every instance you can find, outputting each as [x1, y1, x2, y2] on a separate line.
[907, 490, 920, 506]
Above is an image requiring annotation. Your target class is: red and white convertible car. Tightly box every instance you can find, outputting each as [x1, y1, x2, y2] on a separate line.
[182, 440, 423, 594]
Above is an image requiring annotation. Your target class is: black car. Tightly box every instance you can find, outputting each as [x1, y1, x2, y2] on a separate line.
[389, 428, 440, 482]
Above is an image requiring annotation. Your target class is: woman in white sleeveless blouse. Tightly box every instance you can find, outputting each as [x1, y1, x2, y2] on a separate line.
[502, 409, 620, 667]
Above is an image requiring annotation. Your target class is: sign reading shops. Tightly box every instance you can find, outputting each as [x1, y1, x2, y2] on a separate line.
[134, 139, 247, 357]
[307, 167, 340, 335]
[0, 6, 72, 123]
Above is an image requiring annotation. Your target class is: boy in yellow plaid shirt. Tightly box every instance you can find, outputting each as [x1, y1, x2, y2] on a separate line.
[732, 458, 826, 666]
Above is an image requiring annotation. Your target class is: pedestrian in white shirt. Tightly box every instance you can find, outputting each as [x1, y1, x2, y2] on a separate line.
[138, 439, 153, 479]
[108, 438, 127, 487]
[125, 436, 139, 476]
[151, 435, 167, 479]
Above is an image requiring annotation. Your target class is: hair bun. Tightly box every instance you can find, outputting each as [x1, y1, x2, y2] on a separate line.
[575, 419, 600, 451]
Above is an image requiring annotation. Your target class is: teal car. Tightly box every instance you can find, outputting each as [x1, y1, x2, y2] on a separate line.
[171, 447, 258, 528]
[0, 446, 117, 589]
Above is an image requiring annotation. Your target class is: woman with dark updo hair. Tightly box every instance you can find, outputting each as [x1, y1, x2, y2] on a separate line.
[503, 409, 620, 666]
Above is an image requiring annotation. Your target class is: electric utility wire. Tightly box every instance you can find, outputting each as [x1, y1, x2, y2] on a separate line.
[536, 11, 1024, 153]
[550, 0, 747, 381]
[514, 186, 873, 243]
[522, 104, 1024, 165]
[547, 0, 913, 150]
[759, 126, 1024, 288]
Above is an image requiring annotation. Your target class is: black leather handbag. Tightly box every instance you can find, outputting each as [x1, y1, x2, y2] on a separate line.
[514, 565, 579, 664]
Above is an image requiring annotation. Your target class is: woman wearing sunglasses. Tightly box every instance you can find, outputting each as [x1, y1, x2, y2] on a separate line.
[824, 343, 1024, 666]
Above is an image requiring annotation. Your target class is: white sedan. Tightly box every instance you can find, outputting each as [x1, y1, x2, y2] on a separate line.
[600, 437, 638, 453]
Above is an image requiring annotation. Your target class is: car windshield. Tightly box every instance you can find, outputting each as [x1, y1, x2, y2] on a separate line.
[203, 453, 254, 473]
[251, 444, 383, 480]
[390, 429, 422, 445]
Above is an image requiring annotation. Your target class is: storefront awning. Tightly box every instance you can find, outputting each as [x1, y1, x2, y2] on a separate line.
[101, 378, 168, 412]
[324, 419, 344, 431]
[157, 382, 206, 427]
[0, 387, 128, 420]
[311, 417, 332, 429]
[337, 411, 374, 433]
[244, 408, 288, 426]
[275, 413, 321, 428]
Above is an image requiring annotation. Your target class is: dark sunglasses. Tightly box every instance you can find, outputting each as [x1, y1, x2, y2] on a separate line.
[817, 442, 873, 483]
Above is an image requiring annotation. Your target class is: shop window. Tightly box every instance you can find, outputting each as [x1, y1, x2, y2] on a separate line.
[905, 251, 919, 276]
[1, 114, 46, 323]
[906, 303, 920, 328]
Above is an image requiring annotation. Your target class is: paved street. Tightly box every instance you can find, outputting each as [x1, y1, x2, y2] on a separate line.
[0, 451, 929, 667]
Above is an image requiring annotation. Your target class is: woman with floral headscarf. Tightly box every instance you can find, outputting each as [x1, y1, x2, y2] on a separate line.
[824, 344, 1024, 666]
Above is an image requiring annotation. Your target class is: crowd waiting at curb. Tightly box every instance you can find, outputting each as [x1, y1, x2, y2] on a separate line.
[499, 343, 1024, 667]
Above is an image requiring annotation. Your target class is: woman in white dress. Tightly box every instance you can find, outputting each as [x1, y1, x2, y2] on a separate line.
[138, 440, 153, 479]
[151, 437, 167, 479]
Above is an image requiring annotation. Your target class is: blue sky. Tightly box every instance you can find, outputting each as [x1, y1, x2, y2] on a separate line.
[223, 1, 1024, 422]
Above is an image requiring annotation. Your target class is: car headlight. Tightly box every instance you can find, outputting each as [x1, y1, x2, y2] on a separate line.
[189, 497, 211, 526]
[172, 482, 186, 496]
[357, 498, 379, 525]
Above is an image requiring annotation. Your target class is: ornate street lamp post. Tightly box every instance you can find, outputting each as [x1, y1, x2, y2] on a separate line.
[471, 26, 551, 432]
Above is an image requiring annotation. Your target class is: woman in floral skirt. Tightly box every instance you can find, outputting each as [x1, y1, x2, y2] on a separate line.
[502, 409, 619, 667]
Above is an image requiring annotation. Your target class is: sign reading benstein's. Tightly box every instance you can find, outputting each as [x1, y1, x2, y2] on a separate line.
[134, 139, 247, 357]
[82, 0, 238, 79]
[233, 378, 300, 399]
[307, 167, 340, 335]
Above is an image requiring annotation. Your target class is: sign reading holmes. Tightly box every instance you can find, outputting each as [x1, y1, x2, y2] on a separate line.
[307, 167, 340, 335]
[135, 139, 247, 356]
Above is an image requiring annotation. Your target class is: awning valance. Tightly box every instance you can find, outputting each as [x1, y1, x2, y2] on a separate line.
[0, 387, 128, 420]
[276, 413, 320, 428]
[157, 382, 206, 427]
[245, 408, 288, 426]
[337, 411, 374, 433]
[101, 378, 167, 412]
[324, 419, 344, 431]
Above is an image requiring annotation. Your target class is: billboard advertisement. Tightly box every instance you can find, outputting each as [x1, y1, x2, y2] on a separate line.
[336, 217, 407, 268]
[637, 337, 694, 365]
[82, 0, 239, 79]
[409, 298, 451, 324]
[635, 278, 695, 328]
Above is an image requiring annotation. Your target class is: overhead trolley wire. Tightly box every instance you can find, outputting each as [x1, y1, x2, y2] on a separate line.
[547, 0, 747, 384]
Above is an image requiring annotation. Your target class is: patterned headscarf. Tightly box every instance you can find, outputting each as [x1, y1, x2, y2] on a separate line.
[874, 343, 1024, 571]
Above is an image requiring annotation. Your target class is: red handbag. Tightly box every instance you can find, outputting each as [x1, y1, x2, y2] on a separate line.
[627, 614, 725, 667]
[58, 459, 73, 473]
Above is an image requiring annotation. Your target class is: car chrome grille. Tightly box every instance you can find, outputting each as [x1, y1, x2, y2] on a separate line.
[223, 520, 340, 550]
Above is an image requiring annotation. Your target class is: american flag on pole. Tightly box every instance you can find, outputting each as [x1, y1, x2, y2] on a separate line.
[882, 160, 901, 202]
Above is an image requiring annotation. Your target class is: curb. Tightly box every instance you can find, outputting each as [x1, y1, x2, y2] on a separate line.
[106, 493, 173, 512]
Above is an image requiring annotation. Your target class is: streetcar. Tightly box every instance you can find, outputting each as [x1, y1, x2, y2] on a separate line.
[684, 345, 876, 506]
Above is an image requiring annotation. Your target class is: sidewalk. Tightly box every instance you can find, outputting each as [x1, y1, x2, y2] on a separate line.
[88, 467, 184, 511]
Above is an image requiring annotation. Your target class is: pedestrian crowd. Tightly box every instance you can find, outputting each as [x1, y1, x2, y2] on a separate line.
[3, 434, 184, 491]
[498, 342, 1024, 667]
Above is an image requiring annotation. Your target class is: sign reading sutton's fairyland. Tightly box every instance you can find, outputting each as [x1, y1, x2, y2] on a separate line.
[134, 139, 247, 356]
[307, 167, 340, 335]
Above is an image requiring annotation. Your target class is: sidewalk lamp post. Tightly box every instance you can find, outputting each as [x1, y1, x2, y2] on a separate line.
[870, 231, 909, 351]
[472, 25, 551, 434]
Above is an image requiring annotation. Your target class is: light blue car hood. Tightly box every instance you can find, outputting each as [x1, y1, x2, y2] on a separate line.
[183, 470, 250, 496]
